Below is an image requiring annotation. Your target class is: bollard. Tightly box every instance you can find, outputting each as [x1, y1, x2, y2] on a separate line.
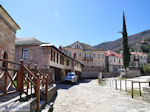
[131, 81, 133, 98]
[139, 82, 142, 96]
[125, 80, 127, 92]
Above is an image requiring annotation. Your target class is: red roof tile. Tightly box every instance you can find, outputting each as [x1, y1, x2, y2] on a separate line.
[106, 50, 122, 58]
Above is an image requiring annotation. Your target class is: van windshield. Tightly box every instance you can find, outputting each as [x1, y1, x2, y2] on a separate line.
[67, 73, 75, 76]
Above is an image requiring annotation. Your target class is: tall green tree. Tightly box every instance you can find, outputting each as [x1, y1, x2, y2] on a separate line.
[122, 12, 130, 69]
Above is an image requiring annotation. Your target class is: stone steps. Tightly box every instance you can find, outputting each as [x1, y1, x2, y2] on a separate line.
[0, 84, 56, 112]
[0, 92, 47, 112]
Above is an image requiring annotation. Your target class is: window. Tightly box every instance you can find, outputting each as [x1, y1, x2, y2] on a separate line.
[85, 53, 87, 58]
[22, 48, 28, 59]
[54, 51, 55, 62]
[77, 44, 79, 48]
[89, 54, 91, 58]
[110, 59, 111, 63]
[57, 53, 59, 63]
[102, 54, 104, 59]
[74, 53, 76, 58]
[93, 54, 96, 58]
[79, 52, 82, 57]
[119, 59, 120, 64]
[98, 54, 100, 59]
[60, 55, 64, 65]
[114, 58, 116, 62]
[51, 49, 53, 61]
[70, 52, 72, 57]
[67, 60, 70, 66]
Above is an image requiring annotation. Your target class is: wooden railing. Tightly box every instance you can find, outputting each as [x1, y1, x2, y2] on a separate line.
[0, 59, 51, 111]
[105, 78, 150, 98]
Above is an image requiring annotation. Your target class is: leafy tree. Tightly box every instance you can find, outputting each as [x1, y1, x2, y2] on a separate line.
[147, 53, 150, 63]
[122, 12, 130, 69]
[141, 44, 150, 53]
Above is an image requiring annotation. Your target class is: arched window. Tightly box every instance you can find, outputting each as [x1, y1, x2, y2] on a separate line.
[2, 52, 8, 67]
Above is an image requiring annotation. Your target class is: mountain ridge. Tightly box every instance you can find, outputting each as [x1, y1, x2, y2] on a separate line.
[94, 29, 150, 52]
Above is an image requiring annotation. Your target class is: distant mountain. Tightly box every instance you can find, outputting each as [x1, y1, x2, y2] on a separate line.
[94, 30, 150, 53]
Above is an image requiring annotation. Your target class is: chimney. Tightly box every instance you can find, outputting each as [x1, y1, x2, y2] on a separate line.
[59, 45, 62, 50]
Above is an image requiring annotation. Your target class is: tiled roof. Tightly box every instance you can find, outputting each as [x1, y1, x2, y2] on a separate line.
[15, 37, 46, 46]
[106, 50, 122, 58]
[131, 52, 147, 56]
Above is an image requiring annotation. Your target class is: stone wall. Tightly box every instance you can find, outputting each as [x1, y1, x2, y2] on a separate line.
[0, 17, 16, 86]
[81, 67, 101, 79]
[0, 18, 15, 66]
[47, 84, 56, 102]
[143, 87, 150, 103]
[124, 68, 141, 78]
[15, 46, 49, 69]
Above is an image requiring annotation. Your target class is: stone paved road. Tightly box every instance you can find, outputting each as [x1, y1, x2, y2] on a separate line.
[53, 79, 150, 112]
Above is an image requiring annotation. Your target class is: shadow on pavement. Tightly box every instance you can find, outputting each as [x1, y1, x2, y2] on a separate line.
[56, 79, 92, 90]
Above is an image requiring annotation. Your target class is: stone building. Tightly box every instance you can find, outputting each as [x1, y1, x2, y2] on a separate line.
[15, 38, 83, 81]
[105, 50, 123, 72]
[0, 5, 20, 87]
[0, 5, 20, 65]
[129, 52, 147, 68]
[63, 41, 106, 68]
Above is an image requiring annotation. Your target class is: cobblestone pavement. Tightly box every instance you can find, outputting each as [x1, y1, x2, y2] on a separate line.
[53, 79, 150, 112]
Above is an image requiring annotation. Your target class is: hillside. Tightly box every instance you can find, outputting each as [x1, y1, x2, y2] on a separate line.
[94, 30, 150, 53]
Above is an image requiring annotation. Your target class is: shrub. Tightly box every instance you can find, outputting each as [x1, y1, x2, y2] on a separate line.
[143, 65, 150, 75]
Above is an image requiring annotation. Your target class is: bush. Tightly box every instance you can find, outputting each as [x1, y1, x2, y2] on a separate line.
[143, 65, 150, 75]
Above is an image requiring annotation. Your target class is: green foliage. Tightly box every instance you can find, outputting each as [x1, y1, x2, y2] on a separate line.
[142, 65, 150, 75]
[141, 44, 150, 53]
[147, 53, 150, 63]
[127, 89, 141, 98]
[122, 12, 130, 69]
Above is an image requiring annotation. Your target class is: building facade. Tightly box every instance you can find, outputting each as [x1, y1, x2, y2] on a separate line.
[63, 41, 106, 68]
[0, 5, 20, 66]
[0, 5, 20, 86]
[15, 38, 83, 82]
[129, 52, 148, 68]
[105, 50, 123, 72]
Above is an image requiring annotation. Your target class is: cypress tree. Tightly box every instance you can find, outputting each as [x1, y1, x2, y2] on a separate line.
[122, 12, 130, 69]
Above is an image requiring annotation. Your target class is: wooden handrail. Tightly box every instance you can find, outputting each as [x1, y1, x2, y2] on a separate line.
[25, 75, 36, 86]
[0, 67, 19, 71]
[37, 69, 43, 76]
[0, 58, 20, 65]
[23, 65, 37, 79]
[0, 71, 4, 78]
[0, 58, 50, 111]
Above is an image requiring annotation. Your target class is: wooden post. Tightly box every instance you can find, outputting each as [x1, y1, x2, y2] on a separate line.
[131, 81, 133, 98]
[125, 80, 127, 92]
[4, 60, 8, 95]
[36, 76, 40, 111]
[149, 82, 150, 87]
[120, 80, 122, 91]
[115, 80, 117, 90]
[139, 82, 142, 96]
[34, 64, 37, 93]
[17, 59, 24, 98]
[26, 64, 31, 96]
[34, 64, 37, 77]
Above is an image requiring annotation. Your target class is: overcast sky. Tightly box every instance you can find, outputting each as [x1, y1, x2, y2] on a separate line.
[0, 0, 150, 47]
